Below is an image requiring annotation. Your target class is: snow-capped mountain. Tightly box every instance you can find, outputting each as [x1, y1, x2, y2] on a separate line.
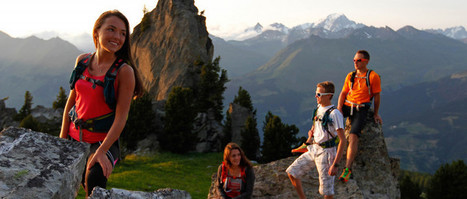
[425, 26, 467, 40]
[313, 13, 365, 32]
[223, 14, 364, 43]
[244, 23, 263, 34]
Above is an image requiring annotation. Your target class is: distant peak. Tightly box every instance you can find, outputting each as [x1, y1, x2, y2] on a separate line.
[266, 23, 289, 33]
[243, 23, 263, 33]
[254, 23, 263, 32]
[314, 13, 363, 32]
[398, 25, 419, 32]
[326, 13, 348, 21]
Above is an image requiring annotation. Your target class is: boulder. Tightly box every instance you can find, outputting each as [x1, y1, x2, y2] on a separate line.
[131, 0, 213, 101]
[194, 111, 223, 152]
[30, 105, 62, 124]
[0, 98, 17, 129]
[89, 187, 191, 199]
[0, 127, 90, 199]
[228, 103, 253, 146]
[208, 110, 400, 198]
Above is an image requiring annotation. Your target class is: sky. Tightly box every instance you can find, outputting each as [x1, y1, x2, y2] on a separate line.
[1, 0, 467, 45]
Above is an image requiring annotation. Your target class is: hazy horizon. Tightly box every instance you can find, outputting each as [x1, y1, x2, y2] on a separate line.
[1, 0, 467, 43]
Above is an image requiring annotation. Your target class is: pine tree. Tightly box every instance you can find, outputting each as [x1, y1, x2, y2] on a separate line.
[233, 86, 254, 112]
[19, 114, 40, 131]
[261, 111, 300, 163]
[53, 87, 67, 109]
[231, 86, 260, 160]
[426, 160, 467, 199]
[15, 91, 33, 121]
[121, 92, 156, 151]
[240, 116, 260, 160]
[195, 57, 228, 121]
[162, 87, 197, 153]
[401, 175, 422, 199]
[222, 111, 233, 148]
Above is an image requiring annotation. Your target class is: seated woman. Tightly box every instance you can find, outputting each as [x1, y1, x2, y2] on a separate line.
[216, 142, 255, 199]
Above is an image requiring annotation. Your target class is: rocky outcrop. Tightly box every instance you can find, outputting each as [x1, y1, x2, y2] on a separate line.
[0, 127, 90, 199]
[90, 187, 191, 199]
[30, 105, 63, 134]
[228, 103, 253, 146]
[30, 105, 62, 124]
[131, 0, 213, 101]
[0, 98, 17, 129]
[194, 111, 223, 152]
[208, 110, 400, 198]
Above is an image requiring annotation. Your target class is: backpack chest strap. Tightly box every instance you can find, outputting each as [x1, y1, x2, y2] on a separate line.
[79, 74, 105, 89]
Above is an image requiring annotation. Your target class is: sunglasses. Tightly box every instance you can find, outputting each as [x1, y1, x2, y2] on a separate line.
[353, 58, 368, 63]
[316, 92, 333, 97]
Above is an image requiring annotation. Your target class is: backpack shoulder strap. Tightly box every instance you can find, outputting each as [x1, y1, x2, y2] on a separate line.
[312, 107, 318, 123]
[221, 162, 227, 183]
[241, 166, 247, 183]
[103, 58, 125, 110]
[105, 58, 125, 78]
[322, 106, 336, 138]
[350, 71, 357, 90]
[69, 53, 93, 90]
[366, 69, 373, 96]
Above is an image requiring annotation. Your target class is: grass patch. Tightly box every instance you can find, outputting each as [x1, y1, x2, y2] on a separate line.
[76, 152, 223, 199]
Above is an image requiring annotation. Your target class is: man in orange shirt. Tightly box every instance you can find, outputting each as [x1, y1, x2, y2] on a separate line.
[337, 50, 382, 182]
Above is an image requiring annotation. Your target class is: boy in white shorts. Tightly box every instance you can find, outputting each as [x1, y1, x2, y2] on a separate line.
[286, 81, 347, 199]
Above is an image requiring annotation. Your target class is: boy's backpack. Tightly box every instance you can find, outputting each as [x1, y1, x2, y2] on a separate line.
[312, 106, 339, 148]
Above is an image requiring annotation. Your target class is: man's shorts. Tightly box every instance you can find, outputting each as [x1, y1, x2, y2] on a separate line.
[286, 145, 337, 196]
[342, 104, 369, 137]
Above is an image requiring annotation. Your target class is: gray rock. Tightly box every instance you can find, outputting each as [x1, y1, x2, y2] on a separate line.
[131, 0, 213, 101]
[228, 103, 253, 147]
[208, 110, 400, 198]
[0, 127, 90, 199]
[89, 187, 192, 199]
[133, 133, 160, 156]
[0, 98, 17, 129]
[194, 111, 223, 152]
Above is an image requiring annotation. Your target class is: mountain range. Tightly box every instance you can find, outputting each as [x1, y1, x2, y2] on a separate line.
[0, 31, 82, 108]
[1, 13, 467, 173]
[214, 14, 467, 78]
[216, 14, 467, 173]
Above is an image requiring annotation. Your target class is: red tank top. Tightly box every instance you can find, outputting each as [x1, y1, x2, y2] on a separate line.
[69, 67, 118, 143]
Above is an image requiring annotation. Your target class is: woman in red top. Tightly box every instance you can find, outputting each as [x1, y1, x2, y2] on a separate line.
[216, 143, 255, 199]
[59, 10, 143, 197]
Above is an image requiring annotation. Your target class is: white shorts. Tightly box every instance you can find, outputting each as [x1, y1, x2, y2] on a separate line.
[286, 145, 337, 196]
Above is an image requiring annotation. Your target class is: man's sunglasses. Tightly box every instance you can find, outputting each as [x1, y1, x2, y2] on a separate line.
[353, 58, 368, 63]
[315, 92, 333, 97]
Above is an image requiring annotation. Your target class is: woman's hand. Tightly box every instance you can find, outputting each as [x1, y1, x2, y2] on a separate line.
[87, 149, 113, 178]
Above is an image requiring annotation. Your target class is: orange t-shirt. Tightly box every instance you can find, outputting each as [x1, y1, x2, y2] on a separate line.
[342, 70, 381, 105]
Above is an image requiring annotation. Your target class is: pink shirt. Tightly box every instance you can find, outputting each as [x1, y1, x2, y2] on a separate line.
[69, 67, 118, 143]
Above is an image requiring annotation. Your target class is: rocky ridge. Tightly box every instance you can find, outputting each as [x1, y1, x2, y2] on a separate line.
[131, 0, 213, 101]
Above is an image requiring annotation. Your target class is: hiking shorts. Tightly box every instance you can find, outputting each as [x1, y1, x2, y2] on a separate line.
[342, 104, 369, 137]
[286, 144, 337, 196]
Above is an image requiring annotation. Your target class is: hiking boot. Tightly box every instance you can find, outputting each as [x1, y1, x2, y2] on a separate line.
[339, 167, 352, 182]
[291, 143, 308, 153]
